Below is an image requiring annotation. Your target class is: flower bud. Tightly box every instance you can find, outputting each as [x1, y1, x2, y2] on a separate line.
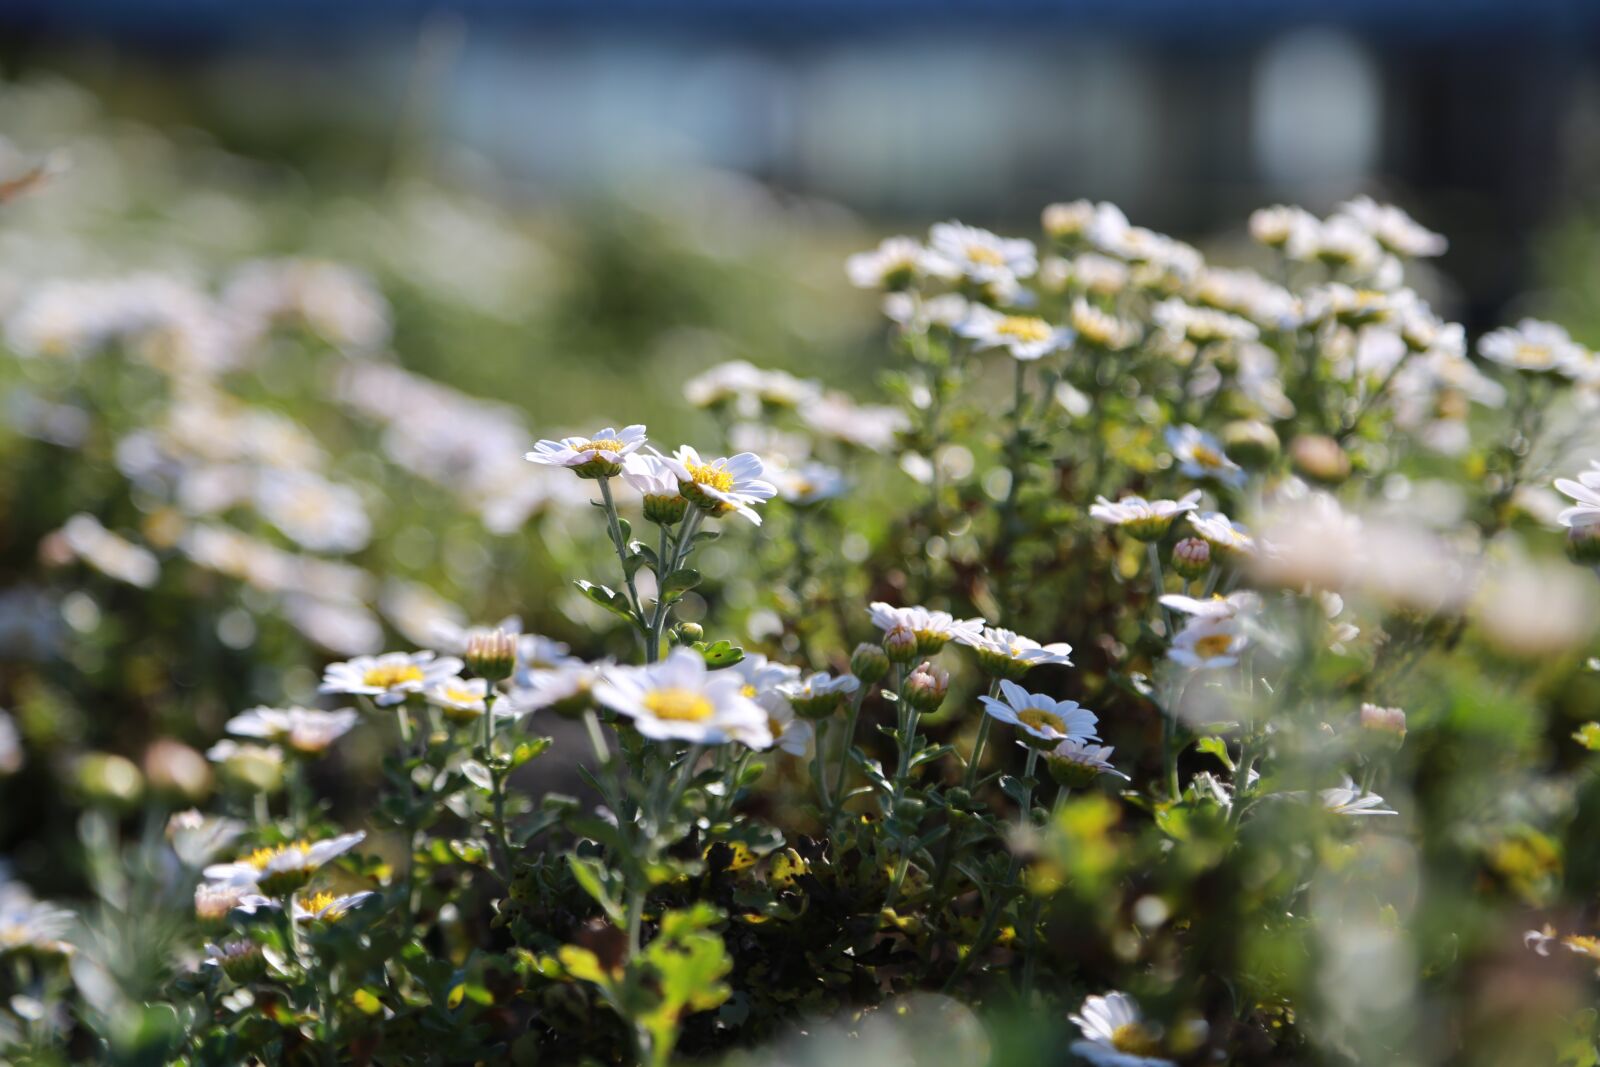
[1289, 434, 1352, 485]
[884, 625, 919, 665]
[1359, 703, 1407, 749]
[903, 662, 950, 714]
[643, 493, 688, 526]
[195, 882, 251, 926]
[213, 939, 267, 984]
[1171, 538, 1211, 581]
[1222, 419, 1281, 469]
[1566, 525, 1600, 567]
[143, 739, 213, 805]
[75, 752, 144, 811]
[673, 622, 704, 645]
[850, 643, 891, 684]
[466, 629, 518, 682]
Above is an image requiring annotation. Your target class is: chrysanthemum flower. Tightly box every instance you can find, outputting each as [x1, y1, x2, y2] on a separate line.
[761, 700, 814, 757]
[288, 889, 376, 924]
[957, 305, 1071, 361]
[979, 679, 1099, 748]
[194, 881, 253, 924]
[593, 648, 771, 746]
[1069, 298, 1139, 350]
[845, 236, 944, 290]
[657, 445, 776, 525]
[1555, 463, 1600, 530]
[0, 881, 74, 957]
[1478, 319, 1586, 374]
[1317, 774, 1398, 816]
[224, 706, 359, 756]
[925, 222, 1037, 283]
[956, 626, 1073, 681]
[1249, 204, 1320, 252]
[203, 831, 366, 896]
[254, 468, 371, 555]
[1069, 991, 1175, 1067]
[320, 651, 463, 707]
[774, 672, 860, 721]
[1168, 617, 1248, 670]
[773, 462, 849, 506]
[167, 810, 247, 867]
[1166, 425, 1246, 488]
[1334, 196, 1447, 258]
[525, 424, 647, 479]
[203, 939, 266, 982]
[1089, 491, 1201, 541]
[1153, 298, 1259, 346]
[205, 740, 285, 793]
[867, 602, 985, 655]
[507, 663, 601, 720]
[424, 676, 493, 722]
[622, 453, 689, 525]
[1040, 739, 1130, 789]
[1187, 510, 1255, 555]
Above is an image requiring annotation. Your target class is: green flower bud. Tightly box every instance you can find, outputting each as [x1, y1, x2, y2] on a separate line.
[466, 629, 518, 683]
[1221, 419, 1281, 469]
[884, 625, 919, 665]
[643, 493, 688, 526]
[850, 643, 891, 684]
[1566, 525, 1600, 566]
[1171, 538, 1211, 581]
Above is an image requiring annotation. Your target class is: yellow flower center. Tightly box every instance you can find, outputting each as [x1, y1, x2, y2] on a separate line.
[643, 687, 715, 722]
[997, 316, 1052, 343]
[246, 841, 307, 870]
[686, 461, 735, 494]
[966, 244, 1005, 266]
[1565, 935, 1600, 959]
[300, 891, 342, 919]
[741, 685, 758, 698]
[576, 438, 625, 454]
[363, 663, 424, 689]
[1190, 444, 1226, 469]
[440, 685, 481, 706]
[1193, 633, 1235, 659]
[1111, 1022, 1163, 1056]
[1017, 708, 1066, 734]
[1515, 343, 1554, 368]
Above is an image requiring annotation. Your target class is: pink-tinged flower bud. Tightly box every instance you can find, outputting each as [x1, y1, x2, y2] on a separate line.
[465, 629, 518, 682]
[212, 939, 267, 983]
[1359, 703, 1407, 749]
[143, 739, 213, 804]
[884, 624, 919, 665]
[850, 643, 890, 684]
[1289, 434, 1352, 485]
[1171, 538, 1212, 581]
[903, 662, 950, 714]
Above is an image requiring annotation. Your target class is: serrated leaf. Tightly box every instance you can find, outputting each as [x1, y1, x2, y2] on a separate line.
[574, 579, 636, 621]
[661, 569, 702, 596]
[693, 640, 745, 669]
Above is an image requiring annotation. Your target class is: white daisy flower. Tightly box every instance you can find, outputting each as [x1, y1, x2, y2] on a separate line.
[424, 676, 499, 723]
[1333, 196, 1447, 258]
[1158, 592, 1261, 622]
[525, 424, 647, 479]
[1040, 739, 1130, 788]
[773, 462, 849, 506]
[763, 701, 814, 757]
[194, 880, 254, 923]
[1249, 204, 1320, 253]
[867, 602, 986, 654]
[224, 706, 359, 756]
[205, 740, 286, 793]
[1153, 298, 1259, 346]
[1168, 617, 1248, 670]
[254, 469, 371, 555]
[846, 235, 946, 290]
[0, 881, 74, 957]
[725, 654, 804, 702]
[621, 451, 684, 496]
[1069, 991, 1175, 1067]
[1554, 463, 1600, 530]
[1318, 774, 1398, 816]
[926, 221, 1037, 283]
[1089, 491, 1201, 540]
[168, 811, 248, 868]
[1187, 510, 1255, 555]
[319, 651, 463, 707]
[956, 626, 1073, 681]
[287, 889, 377, 924]
[593, 648, 771, 747]
[1478, 319, 1586, 374]
[1166, 425, 1245, 489]
[774, 672, 860, 720]
[800, 393, 909, 452]
[882, 291, 970, 332]
[506, 663, 601, 719]
[1069, 298, 1139, 351]
[657, 445, 777, 525]
[517, 634, 584, 673]
[1296, 215, 1383, 275]
[58, 514, 159, 589]
[958, 305, 1071, 361]
[203, 831, 366, 896]
[979, 679, 1099, 747]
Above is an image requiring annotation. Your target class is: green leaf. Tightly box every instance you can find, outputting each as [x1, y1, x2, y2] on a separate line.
[693, 640, 745, 669]
[617, 517, 632, 543]
[660, 568, 703, 597]
[1196, 736, 1236, 771]
[692, 529, 721, 545]
[566, 853, 623, 923]
[574, 579, 636, 621]
[512, 737, 553, 768]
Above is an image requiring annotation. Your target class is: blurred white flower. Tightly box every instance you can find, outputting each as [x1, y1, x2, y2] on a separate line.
[1187, 510, 1256, 555]
[57, 514, 159, 588]
[1317, 775, 1398, 816]
[845, 235, 945, 290]
[203, 831, 366, 894]
[425, 676, 492, 721]
[1478, 319, 1586, 373]
[925, 221, 1036, 283]
[800, 392, 908, 452]
[255, 469, 371, 555]
[1166, 424, 1246, 488]
[958, 305, 1071, 361]
[1090, 491, 1201, 539]
[224, 706, 359, 756]
[1555, 463, 1600, 529]
[1153, 298, 1259, 346]
[1333, 196, 1447, 258]
[1168, 617, 1248, 670]
[771, 462, 849, 506]
[1069, 991, 1174, 1067]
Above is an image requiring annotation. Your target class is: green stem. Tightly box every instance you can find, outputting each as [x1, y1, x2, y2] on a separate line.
[597, 476, 645, 628]
[811, 718, 831, 811]
[648, 509, 703, 660]
[964, 680, 1002, 791]
[830, 685, 867, 824]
